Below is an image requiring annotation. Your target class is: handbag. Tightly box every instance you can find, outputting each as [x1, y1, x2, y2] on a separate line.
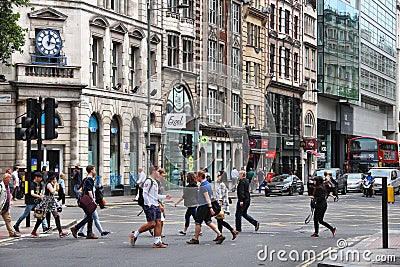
[215, 207, 225, 220]
[34, 208, 46, 219]
[211, 199, 221, 215]
[310, 199, 317, 209]
[78, 194, 97, 214]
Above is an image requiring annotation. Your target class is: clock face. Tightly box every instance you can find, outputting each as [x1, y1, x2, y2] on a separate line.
[36, 29, 63, 56]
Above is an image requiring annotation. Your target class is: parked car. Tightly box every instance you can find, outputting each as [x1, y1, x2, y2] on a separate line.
[308, 168, 347, 194]
[369, 168, 400, 194]
[343, 173, 364, 192]
[265, 174, 304, 196]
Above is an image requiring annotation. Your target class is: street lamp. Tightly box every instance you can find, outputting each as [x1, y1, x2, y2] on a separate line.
[146, 1, 189, 177]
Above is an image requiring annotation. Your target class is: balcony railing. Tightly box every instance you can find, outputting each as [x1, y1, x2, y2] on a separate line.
[15, 63, 81, 83]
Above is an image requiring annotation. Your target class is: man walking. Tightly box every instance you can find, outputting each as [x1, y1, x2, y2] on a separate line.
[72, 166, 82, 199]
[235, 170, 260, 232]
[231, 167, 239, 192]
[130, 166, 171, 248]
[11, 165, 20, 200]
[1, 173, 20, 237]
[13, 172, 49, 233]
[186, 171, 225, 245]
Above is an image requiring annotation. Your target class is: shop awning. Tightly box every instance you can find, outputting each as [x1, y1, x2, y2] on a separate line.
[307, 150, 321, 158]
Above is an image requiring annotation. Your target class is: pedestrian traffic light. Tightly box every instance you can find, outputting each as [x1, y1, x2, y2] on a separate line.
[44, 98, 59, 140]
[15, 99, 39, 140]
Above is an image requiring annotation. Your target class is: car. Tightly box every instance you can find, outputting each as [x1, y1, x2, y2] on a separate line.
[369, 168, 400, 194]
[265, 174, 304, 196]
[343, 173, 364, 192]
[308, 168, 348, 194]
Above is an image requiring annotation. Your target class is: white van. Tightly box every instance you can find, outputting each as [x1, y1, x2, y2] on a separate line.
[369, 168, 400, 194]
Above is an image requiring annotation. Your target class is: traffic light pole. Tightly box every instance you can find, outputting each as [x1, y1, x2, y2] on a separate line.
[37, 97, 42, 173]
[25, 138, 31, 227]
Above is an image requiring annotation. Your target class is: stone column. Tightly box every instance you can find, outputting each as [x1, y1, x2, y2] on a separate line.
[70, 101, 79, 166]
[15, 100, 25, 166]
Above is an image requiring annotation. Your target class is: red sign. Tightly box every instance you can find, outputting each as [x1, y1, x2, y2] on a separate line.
[264, 150, 276, 158]
[249, 139, 257, 149]
[304, 139, 318, 150]
[261, 139, 269, 149]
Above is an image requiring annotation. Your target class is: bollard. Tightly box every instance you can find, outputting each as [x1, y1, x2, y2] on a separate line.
[387, 185, 395, 203]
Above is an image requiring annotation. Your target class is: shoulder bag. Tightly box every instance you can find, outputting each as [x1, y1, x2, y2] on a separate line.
[78, 194, 97, 214]
[211, 199, 221, 216]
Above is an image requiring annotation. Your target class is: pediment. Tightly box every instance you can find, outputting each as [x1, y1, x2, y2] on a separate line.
[28, 7, 68, 21]
[233, 36, 241, 48]
[130, 28, 145, 40]
[150, 34, 161, 44]
[90, 15, 110, 28]
[110, 22, 128, 34]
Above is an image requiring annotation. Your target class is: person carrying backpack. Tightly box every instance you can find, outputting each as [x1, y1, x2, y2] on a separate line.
[130, 166, 171, 248]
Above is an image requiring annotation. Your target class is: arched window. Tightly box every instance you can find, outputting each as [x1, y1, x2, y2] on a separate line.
[130, 119, 139, 178]
[110, 116, 120, 175]
[304, 112, 315, 137]
[88, 114, 100, 170]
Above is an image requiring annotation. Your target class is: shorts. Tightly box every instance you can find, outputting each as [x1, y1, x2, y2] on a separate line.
[144, 205, 162, 222]
[195, 205, 212, 225]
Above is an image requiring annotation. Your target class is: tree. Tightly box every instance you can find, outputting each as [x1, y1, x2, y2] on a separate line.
[0, 0, 31, 66]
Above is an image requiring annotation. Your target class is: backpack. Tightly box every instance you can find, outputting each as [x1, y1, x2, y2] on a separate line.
[137, 178, 153, 208]
[0, 182, 7, 211]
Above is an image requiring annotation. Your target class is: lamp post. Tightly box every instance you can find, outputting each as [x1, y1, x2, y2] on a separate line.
[146, 1, 189, 177]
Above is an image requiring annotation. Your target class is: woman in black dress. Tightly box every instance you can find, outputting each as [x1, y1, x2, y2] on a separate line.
[310, 176, 336, 238]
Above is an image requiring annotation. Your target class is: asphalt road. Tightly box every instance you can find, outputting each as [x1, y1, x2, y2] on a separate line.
[1, 192, 399, 267]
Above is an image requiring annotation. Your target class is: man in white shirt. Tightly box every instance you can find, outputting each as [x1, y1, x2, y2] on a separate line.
[231, 167, 239, 192]
[130, 166, 171, 248]
[134, 168, 146, 201]
[11, 166, 20, 201]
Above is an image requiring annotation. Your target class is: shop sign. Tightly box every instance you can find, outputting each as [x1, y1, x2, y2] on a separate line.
[164, 113, 186, 129]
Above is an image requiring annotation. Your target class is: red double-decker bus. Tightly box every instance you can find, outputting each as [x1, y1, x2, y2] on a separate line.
[348, 136, 399, 173]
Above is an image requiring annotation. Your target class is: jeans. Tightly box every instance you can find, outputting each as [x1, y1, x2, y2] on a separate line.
[258, 181, 268, 193]
[15, 204, 47, 229]
[231, 177, 238, 192]
[78, 210, 103, 233]
[74, 210, 93, 234]
[235, 201, 257, 231]
[74, 184, 81, 199]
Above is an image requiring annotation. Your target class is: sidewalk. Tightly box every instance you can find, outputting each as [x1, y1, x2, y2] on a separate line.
[0, 191, 264, 243]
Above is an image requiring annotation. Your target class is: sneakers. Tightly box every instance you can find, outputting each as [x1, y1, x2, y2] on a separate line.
[59, 232, 70, 238]
[178, 230, 186, 236]
[231, 230, 239, 240]
[13, 225, 20, 233]
[311, 233, 319, 238]
[70, 227, 78, 238]
[101, 231, 110, 236]
[215, 235, 225, 244]
[78, 233, 86, 237]
[152, 242, 168, 248]
[331, 227, 337, 237]
[9, 232, 21, 237]
[186, 238, 199, 244]
[255, 222, 260, 231]
[42, 227, 52, 234]
[130, 232, 137, 247]
[31, 231, 39, 237]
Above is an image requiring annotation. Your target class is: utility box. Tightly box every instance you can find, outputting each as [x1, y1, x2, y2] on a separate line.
[387, 185, 395, 203]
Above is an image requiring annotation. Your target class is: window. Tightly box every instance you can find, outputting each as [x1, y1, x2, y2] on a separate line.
[111, 42, 122, 88]
[218, 43, 224, 72]
[254, 63, 260, 86]
[182, 0, 193, 18]
[168, 0, 178, 13]
[294, 16, 298, 39]
[88, 114, 99, 171]
[183, 38, 194, 71]
[305, 47, 309, 69]
[150, 51, 156, 75]
[209, 0, 216, 24]
[245, 61, 251, 83]
[232, 3, 240, 33]
[245, 104, 250, 125]
[219, 0, 224, 29]
[304, 113, 314, 137]
[167, 34, 179, 66]
[208, 89, 217, 123]
[270, 44, 275, 74]
[270, 4, 275, 29]
[232, 93, 240, 126]
[110, 116, 120, 175]
[294, 53, 298, 81]
[278, 46, 282, 76]
[279, 7, 282, 32]
[256, 26, 261, 47]
[284, 48, 290, 78]
[311, 49, 316, 71]
[130, 46, 139, 90]
[232, 47, 240, 76]
[247, 22, 253, 46]
[92, 37, 99, 87]
[111, 0, 117, 11]
[285, 10, 290, 35]
[209, 40, 217, 71]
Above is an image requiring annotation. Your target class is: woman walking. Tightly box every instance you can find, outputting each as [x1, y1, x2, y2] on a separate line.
[310, 176, 336, 238]
[175, 172, 198, 235]
[215, 172, 238, 240]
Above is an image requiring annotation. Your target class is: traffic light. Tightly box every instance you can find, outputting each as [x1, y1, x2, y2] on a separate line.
[44, 98, 59, 140]
[15, 99, 38, 140]
[184, 134, 193, 157]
